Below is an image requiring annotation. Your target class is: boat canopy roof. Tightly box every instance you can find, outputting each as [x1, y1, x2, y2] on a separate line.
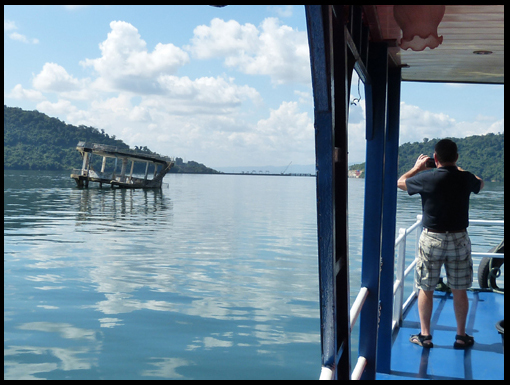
[364, 5, 503, 84]
[76, 141, 170, 165]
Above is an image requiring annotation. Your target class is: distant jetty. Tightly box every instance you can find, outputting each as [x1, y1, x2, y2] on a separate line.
[218, 171, 315, 177]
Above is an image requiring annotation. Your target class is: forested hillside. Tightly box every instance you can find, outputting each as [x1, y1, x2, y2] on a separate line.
[4, 106, 218, 174]
[349, 133, 504, 182]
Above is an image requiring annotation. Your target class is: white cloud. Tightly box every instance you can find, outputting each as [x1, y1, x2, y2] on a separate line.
[9, 32, 39, 44]
[398, 102, 503, 144]
[294, 90, 312, 106]
[36, 99, 79, 118]
[62, 5, 90, 10]
[187, 18, 259, 60]
[187, 17, 310, 85]
[224, 101, 314, 165]
[155, 75, 262, 113]
[5, 20, 38, 43]
[345, 100, 505, 165]
[256, 101, 312, 143]
[7, 84, 45, 102]
[4, 20, 17, 31]
[81, 21, 189, 94]
[268, 5, 294, 18]
[33, 63, 82, 93]
[6, 17, 313, 167]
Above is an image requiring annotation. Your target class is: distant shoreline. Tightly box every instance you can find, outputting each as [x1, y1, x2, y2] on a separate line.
[200, 172, 315, 177]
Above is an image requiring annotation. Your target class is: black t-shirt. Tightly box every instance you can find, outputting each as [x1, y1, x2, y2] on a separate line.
[406, 166, 482, 231]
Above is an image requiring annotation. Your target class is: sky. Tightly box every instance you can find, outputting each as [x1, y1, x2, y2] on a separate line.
[4, 5, 504, 169]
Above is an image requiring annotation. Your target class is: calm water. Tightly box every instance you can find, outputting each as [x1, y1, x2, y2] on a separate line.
[4, 170, 503, 380]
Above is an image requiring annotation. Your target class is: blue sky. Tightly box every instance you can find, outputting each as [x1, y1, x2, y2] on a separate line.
[4, 5, 504, 168]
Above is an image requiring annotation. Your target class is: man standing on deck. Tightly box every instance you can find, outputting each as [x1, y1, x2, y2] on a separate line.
[397, 139, 484, 349]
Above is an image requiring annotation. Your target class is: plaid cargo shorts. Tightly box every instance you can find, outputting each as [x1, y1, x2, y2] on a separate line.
[415, 229, 473, 291]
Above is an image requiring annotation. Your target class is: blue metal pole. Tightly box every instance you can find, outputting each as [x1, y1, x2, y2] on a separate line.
[332, 6, 354, 379]
[377, 66, 401, 374]
[305, 5, 336, 372]
[359, 41, 388, 380]
[305, 6, 354, 379]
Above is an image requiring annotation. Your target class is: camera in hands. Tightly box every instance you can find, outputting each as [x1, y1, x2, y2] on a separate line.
[425, 157, 436, 168]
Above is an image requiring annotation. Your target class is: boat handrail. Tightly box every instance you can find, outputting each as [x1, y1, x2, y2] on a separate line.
[331, 215, 505, 380]
[392, 215, 505, 332]
[349, 287, 369, 332]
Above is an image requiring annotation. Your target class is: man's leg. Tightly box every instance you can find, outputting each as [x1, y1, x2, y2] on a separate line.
[452, 289, 469, 343]
[418, 289, 434, 336]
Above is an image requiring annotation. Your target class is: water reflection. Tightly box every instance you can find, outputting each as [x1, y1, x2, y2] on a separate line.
[75, 188, 170, 225]
[5, 172, 321, 380]
[4, 322, 101, 380]
[141, 357, 194, 379]
[4, 171, 503, 380]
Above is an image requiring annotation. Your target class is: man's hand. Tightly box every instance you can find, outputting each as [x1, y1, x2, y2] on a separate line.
[397, 154, 432, 191]
[414, 154, 433, 171]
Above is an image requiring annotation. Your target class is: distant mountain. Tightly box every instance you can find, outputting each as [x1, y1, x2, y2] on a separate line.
[3, 105, 219, 174]
[348, 133, 504, 182]
[214, 164, 316, 175]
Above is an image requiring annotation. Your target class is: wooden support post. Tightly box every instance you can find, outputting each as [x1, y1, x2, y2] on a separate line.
[144, 162, 150, 181]
[128, 160, 135, 183]
[113, 157, 118, 180]
[86, 152, 92, 177]
[82, 151, 91, 176]
[101, 156, 107, 173]
[120, 158, 128, 182]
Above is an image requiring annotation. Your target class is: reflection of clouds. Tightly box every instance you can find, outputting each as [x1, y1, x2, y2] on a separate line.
[91, 292, 175, 314]
[141, 357, 194, 379]
[17, 322, 98, 341]
[35, 286, 67, 290]
[187, 334, 234, 351]
[5, 174, 322, 378]
[98, 317, 123, 328]
[4, 322, 102, 380]
[203, 336, 233, 349]
[253, 325, 319, 346]
[26, 274, 63, 282]
[73, 177, 319, 356]
[185, 327, 320, 352]
[4, 346, 96, 379]
[4, 358, 59, 380]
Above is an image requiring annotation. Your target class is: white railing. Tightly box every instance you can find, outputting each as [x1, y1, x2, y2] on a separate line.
[392, 215, 505, 331]
[349, 287, 369, 332]
[391, 215, 422, 331]
[320, 216, 504, 380]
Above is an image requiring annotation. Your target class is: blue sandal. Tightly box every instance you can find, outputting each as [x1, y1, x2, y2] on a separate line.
[410, 332, 433, 348]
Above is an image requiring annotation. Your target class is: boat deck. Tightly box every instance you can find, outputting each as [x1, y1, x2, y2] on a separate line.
[376, 290, 504, 380]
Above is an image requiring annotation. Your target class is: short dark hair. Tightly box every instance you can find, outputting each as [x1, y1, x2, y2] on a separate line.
[434, 139, 458, 163]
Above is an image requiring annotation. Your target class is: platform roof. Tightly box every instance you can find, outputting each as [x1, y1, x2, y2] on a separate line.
[364, 5, 504, 84]
[76, 142, 170, 165]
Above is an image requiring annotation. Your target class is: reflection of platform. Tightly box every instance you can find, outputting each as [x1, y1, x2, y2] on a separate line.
[70, 142, 174, 189]
[377, 290, 504, 380]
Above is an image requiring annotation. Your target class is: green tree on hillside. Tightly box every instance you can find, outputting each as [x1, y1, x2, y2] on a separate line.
[350, 133, 504, 182]
[4, 105, 219, 174]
